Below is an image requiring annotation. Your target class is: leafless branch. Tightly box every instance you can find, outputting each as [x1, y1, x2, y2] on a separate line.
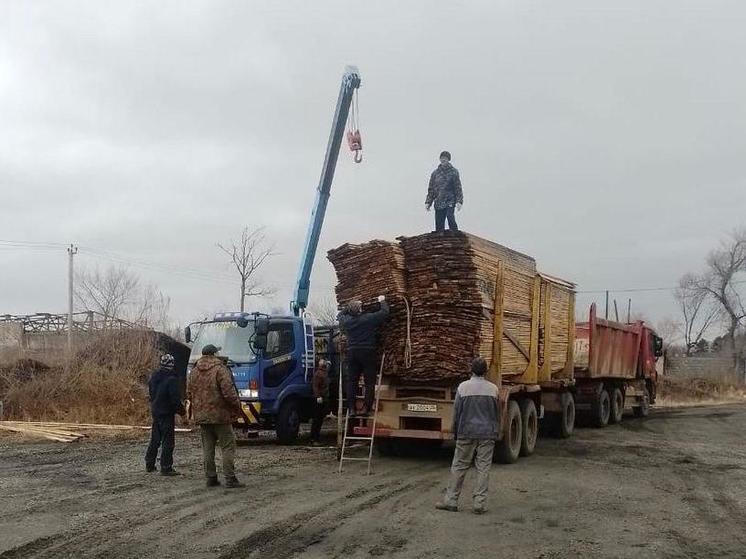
[217, 226, 276, 312]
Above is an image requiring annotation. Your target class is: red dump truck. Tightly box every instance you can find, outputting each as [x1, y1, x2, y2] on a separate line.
[573, 303, 663, 426]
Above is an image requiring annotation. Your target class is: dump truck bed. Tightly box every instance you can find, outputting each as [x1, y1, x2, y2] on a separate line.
[574, 304, 643, 380]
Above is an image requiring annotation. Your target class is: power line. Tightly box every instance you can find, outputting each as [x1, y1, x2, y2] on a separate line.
[577, 278, 746, 295]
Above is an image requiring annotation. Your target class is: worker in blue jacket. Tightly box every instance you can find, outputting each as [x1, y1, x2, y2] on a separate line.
[145, 353, 185, 476]
[337, 296, 389, 416]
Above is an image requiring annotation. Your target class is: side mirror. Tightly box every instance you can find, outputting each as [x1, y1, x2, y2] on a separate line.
[654, 337, 664, 357]
[256, 317, 269, 336]
[253, 334, 268, 351]
[184, 326, 192, 344]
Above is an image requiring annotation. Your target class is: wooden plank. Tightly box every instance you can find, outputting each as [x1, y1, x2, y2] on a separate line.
[540, 281, 553, 382]
[564, 288, 576, 378]
[503, 328, 529, 360]
[489, 261, 504, 384]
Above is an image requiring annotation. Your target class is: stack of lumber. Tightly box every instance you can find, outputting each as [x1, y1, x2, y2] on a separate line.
[0, 421, 192, 443]
[327, 240, 410, 372]
[397, 233, 536, 382]
[328, 232, 540, 383]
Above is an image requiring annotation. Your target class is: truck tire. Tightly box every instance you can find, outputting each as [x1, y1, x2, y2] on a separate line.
[633, 387, 650, 418]
[609, 387, 624, 424]
[519, 399, 538, 457]
[376, 439, 398, 457]
[555, 392, 575, 438]
[495, 400, 522, 464]
[276, 399, 301, 444]
[592, 388, 611, 428]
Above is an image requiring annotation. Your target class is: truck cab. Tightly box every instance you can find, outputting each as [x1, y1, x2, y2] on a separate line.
[186, 312, 340, 443]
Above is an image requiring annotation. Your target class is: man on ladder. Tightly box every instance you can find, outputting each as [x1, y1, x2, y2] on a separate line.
[337, 295, 389, 416]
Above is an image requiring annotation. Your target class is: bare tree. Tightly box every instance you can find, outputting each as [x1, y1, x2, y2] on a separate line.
[675, 273, 721, 356]
[308, 294, 340, 327]
[75, 265, 172, 330]
[689, 229, 746, 370]
[655, 317, 681, 349]
[75, 266, 141, 323]
[218, 227, 276, 312]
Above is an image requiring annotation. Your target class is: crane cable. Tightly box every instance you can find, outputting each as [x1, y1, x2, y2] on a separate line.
[347, 89, 363, 163]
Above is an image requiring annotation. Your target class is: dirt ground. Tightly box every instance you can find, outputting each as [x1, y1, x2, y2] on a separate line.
[2, 405, 746, 559]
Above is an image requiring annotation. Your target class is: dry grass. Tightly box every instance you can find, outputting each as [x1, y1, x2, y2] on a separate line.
[657, 375, 746, 407]
[0, 331, 160, 425]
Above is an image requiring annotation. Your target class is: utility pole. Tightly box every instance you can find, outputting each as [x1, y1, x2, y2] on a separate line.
[67, 244, 78, 358]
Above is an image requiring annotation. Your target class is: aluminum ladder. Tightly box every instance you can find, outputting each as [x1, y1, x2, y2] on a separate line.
[338, 354, 385, 475]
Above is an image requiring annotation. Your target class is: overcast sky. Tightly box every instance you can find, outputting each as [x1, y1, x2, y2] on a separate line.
[2, 1, 745, 334]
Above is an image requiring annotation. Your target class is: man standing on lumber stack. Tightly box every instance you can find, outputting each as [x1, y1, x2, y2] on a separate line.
[425, 150, 463, 232]
[436, 357, 498, 515]
[338, 296, 389, 416]
[187, 344, 244, 488]
[145, 353, 184, 476]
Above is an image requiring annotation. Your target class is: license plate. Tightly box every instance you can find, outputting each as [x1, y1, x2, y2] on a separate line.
[407, 403, 437, 413]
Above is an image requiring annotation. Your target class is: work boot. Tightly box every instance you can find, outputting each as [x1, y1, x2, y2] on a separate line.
[206, 476, 221, 487]
[146, 465, 157, 473]
[225, 476, 245, 489]
[473, 506, 487, 515]
[311, 440, 323, 447]
[435, 502, 458, 513]
[160, 469, 181, 477]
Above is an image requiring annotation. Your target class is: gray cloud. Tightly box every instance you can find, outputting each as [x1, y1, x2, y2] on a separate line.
[2, 0, 745, 332]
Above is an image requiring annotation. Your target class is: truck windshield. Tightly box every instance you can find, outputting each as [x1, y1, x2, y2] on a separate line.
[189, 321, 256, 364]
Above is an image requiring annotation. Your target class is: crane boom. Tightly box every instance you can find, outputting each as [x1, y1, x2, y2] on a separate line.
[291, 66, 361, 316]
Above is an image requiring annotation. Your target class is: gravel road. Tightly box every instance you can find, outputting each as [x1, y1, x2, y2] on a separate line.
[1, 405, 745, 558]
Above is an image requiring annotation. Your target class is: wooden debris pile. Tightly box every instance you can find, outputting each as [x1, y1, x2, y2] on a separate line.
[0, 421, 192, 443]
[329, 232, 538, 383]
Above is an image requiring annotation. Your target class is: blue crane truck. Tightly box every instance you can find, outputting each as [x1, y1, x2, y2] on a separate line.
[184, 67, 360, 443]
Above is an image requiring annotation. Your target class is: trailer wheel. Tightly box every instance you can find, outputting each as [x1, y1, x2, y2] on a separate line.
[555, 392, 575, 438]
[519, 399, 538, 457]
[495, 400, 522, 464]
[633, 387, 650, 418]
[609, 387, 624, 424]
[592, 389, 611, 428]
[376, 439, 398, 457]
[276, 399, 301, 444]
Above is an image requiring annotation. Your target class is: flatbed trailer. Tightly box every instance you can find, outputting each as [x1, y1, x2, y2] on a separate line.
[356, 269, 577, 463]
[573, 303, 663, 426]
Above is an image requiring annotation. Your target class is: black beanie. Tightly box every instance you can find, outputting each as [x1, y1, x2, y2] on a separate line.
[439, 150, 451, 161]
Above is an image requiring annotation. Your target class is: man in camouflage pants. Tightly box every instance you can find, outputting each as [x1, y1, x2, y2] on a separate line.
[187, 344, 244, 488]
[425, 150, 464, 232]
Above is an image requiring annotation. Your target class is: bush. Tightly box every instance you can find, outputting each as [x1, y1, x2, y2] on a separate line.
[0, 330, 168, 424]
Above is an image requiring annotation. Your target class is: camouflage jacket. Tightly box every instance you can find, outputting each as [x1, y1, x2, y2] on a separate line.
[426, 163, 463, 210]
[187, 356, 242, 424]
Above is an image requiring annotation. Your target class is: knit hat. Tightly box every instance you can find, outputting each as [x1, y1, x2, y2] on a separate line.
[439, 150, 451, 161]
[201, 344, 221, 356]
[160, 353, 175, 370]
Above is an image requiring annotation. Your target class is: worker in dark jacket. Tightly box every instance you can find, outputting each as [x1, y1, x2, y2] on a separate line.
[310, 359, 331, 445]
[425, 150, 463, 232]
[145, 353, 184, 476]
[436, 357, 499, 515]
[187, 344, 244, 488]
[337, 296, 389, 416]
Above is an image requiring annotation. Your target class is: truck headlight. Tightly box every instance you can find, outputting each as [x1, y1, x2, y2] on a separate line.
[239, 389, 259, 398]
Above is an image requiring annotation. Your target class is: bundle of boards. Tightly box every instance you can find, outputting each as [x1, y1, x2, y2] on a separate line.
[328, 232, 574, 384]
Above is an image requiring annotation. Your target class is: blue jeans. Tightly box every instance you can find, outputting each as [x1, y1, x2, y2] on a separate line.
[435, 207, 458, 232]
